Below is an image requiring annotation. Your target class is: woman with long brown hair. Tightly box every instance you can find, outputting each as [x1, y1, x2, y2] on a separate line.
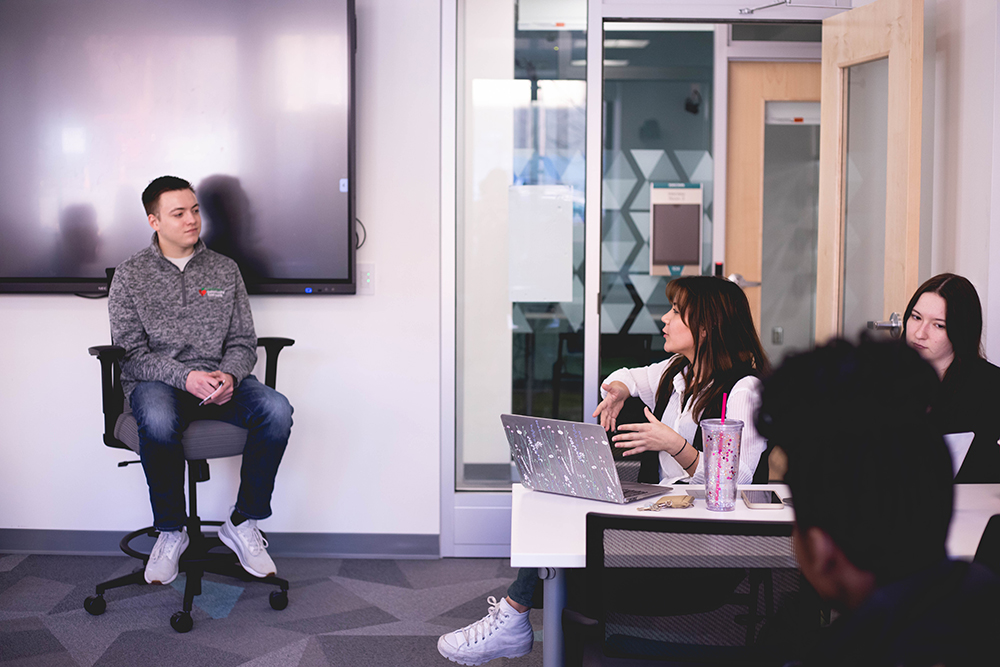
[597, 275, 772, 484]
[437, 277, 772, 667]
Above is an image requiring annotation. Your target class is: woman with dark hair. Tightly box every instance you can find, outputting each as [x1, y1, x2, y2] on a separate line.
[597, 275, 772, 484]
[437, 276, 772, 666]
[903, 273, 1000, 483]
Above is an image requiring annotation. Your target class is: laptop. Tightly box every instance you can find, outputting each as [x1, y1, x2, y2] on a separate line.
[501, 414, 669, 504]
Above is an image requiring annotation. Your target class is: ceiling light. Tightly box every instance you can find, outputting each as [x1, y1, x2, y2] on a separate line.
[571, 59, 631, 67]
[604, 39, 650, 48]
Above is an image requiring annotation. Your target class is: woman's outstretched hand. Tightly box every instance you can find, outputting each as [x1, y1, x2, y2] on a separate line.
[593, 381, 630, 432]
[612, 406, 686, 456]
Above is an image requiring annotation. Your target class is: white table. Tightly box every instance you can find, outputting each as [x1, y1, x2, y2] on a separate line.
[510, 483, 1000, 667]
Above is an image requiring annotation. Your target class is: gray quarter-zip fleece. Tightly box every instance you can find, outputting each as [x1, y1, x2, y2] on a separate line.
[109, 233, 258, 399]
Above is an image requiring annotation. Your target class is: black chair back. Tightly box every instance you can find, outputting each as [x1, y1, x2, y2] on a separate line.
[568, 513, 815, 666]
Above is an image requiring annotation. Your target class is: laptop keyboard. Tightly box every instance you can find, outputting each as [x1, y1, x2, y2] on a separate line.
[620, 482, 666, 500]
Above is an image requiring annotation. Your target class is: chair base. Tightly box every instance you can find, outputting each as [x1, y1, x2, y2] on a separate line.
[84, 519, 289, 633]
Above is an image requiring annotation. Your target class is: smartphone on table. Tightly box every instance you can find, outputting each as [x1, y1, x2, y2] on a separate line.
[741, 489, 784, 509]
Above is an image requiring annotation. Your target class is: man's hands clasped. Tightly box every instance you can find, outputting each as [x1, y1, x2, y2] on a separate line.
[186, 370, 235, 405]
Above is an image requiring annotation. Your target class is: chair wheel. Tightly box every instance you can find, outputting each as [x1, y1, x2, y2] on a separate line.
[84, 595, 106, 615]
[269, 590, 289, 610]
[170, 611, 193, 633]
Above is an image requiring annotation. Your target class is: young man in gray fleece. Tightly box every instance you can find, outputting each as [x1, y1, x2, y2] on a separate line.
[109, 175, 293, 586]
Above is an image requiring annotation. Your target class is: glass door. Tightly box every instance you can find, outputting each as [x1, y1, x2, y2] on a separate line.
[841, 58, 889, 340]
[816, 0, 924, 341]
[599, 24, 715, 380]
[761, 102, 821, 366]
[726, 62, 822, 367]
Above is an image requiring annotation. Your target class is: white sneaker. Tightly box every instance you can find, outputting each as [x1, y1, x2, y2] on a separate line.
[437, 596, 533, 666]
[144, 528, 189, 585]
[217, 509, 276, 578]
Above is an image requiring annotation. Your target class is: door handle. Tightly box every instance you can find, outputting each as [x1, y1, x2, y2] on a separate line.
[727, 273, 761, 288]
[867, 312, 902, 339]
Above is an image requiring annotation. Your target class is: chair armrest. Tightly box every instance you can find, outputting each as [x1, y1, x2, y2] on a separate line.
[257, 337, 295, 389]
[88, 345, 125, 360]
[89, 345, 126, 449]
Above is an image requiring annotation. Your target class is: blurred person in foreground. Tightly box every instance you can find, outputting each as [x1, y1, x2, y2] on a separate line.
[756, 337, 1000, 667]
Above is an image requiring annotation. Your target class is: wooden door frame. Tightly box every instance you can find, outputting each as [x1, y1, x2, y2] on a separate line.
[815, 0, 924, 342]
[725, 62, 822, 331]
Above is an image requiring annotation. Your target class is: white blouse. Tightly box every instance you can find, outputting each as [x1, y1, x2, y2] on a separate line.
[601, 356, 767, 485]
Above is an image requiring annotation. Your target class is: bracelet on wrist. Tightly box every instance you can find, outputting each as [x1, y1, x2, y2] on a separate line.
[671, 439, 688, 457]
[671, 439, 698, 472]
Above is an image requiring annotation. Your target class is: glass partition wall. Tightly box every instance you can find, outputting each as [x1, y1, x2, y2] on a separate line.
[599, 25, 715, 380]
[456, 0, 586, 490]
[454, 8, 822, 493]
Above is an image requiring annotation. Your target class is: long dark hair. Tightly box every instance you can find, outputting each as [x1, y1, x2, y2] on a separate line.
[902, 273, 983, 382]
[656, 276, 771, 418]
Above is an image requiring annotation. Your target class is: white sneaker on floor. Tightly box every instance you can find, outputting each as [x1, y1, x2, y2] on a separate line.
[144, 528, 189, 585]
[217, 509, 276, 578]
[437, 596, 533, 666]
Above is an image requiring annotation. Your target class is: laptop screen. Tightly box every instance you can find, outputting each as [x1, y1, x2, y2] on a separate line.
[501, 414, 624, 503]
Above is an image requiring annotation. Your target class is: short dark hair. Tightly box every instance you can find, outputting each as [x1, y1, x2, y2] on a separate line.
[756, 338, 952, 584]
[142, 176, 194, 216]
[902, 273, 984, 380]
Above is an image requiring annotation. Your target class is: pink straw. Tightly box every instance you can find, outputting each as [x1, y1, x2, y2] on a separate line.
[722, 392, 728, 424]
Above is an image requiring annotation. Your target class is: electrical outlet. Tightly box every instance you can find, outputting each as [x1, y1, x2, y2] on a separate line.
[358, 263, 374, 295]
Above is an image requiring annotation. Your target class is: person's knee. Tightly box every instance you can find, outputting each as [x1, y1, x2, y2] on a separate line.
[261, 391, 293, 436]
[131, 383, 181, 443]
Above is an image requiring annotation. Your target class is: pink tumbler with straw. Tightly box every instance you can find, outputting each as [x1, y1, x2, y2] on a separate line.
[701, 418, 742, 511]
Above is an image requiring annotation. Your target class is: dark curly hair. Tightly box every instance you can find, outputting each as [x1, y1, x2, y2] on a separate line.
[756, 337, 951, 584]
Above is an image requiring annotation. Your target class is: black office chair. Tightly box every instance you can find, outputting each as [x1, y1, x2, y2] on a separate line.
[552, 331, 584, 420]
[563, 513, 812, 666]
[84, 337, 294, 633]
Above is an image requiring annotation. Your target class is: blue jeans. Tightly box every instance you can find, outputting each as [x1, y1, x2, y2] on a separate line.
[508, 567, 541, 608]
[129, 376, 293, 531]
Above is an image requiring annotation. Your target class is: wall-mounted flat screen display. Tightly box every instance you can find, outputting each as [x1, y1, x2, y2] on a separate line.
[0, 0, 356, 294]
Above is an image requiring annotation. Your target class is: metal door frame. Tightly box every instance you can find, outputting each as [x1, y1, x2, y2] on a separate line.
[441, 0, 844, 558]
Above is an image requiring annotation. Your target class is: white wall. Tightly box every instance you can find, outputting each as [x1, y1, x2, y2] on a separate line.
[929, 3, 996, 278]
[927, 0, 999, 359]
[0, 0, 443, 536]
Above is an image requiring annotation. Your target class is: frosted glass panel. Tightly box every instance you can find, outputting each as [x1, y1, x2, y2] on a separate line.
[842, 58, 889, 340]
[760, 108, 819, 367]
[456, 0, 587, 490]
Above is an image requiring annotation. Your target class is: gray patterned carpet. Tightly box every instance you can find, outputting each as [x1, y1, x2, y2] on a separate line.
[0, 553, 545, 666]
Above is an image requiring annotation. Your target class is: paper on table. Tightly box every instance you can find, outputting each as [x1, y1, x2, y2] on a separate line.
[943, 432, 975, 478]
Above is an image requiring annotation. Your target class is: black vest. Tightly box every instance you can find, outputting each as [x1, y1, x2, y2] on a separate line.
[646, 362, 770, 484]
